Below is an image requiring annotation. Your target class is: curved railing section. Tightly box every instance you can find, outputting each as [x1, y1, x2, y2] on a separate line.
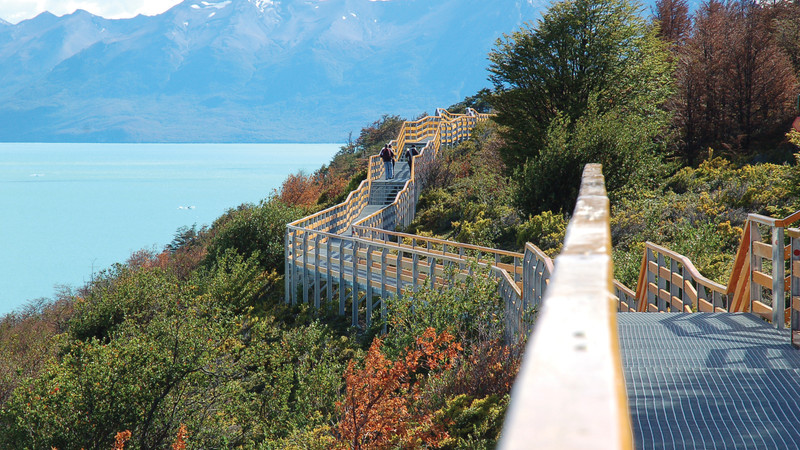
[623, 209, 800, 329]
[355, 107, 488, 231]
[286, 108, 483, 235]
[285, 221, 552, 333]
[634, 242, 728, 313]
[352, 225, 553, 341]
[288, 180, 372, 234]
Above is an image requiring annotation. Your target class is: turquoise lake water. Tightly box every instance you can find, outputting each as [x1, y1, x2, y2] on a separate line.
[0, 143, 341, 316]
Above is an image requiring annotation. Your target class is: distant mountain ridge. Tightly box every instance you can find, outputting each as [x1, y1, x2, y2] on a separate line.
[0, 0, 540, 143]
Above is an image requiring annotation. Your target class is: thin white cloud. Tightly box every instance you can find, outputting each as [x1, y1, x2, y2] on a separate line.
[0, 0, 184, 24]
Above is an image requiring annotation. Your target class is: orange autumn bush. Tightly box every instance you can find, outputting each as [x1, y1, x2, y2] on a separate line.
[337, 328, 462, 449]
[172, 424, 188, 450]
[278, 171, 325, 207]
[112, 430, 131, 450]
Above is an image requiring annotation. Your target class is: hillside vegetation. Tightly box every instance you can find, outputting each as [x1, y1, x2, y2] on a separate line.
[3, 0, 800, 447]
[0, 114, 518, 449]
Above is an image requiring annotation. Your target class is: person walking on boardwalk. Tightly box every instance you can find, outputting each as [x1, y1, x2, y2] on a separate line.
[379, 144, 395, 179]
[388, 143, 396, 174]
[405, 144, 419, 175]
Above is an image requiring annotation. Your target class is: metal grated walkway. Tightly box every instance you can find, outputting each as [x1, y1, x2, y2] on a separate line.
[618, 313, 800, 449]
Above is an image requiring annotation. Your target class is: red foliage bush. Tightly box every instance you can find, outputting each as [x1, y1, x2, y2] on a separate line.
[337, 328, 462, 449]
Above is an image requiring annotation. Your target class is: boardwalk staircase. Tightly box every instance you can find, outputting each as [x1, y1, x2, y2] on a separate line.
[285, 106, 800, 449]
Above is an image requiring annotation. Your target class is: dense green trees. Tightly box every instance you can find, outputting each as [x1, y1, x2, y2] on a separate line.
[489, 0, 674, 214]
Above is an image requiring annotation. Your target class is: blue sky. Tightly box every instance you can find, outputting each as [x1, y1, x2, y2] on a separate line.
[0, 0, 184, 24]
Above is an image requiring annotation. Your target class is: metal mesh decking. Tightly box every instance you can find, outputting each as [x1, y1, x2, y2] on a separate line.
[618, 313, 800, 449]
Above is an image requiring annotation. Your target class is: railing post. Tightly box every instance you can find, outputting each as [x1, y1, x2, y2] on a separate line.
[657, 253, 667, 311]
[291, 229, 298, 306]
[326, 238, 333, 304]
[683, 272, 694, 312]
[285, 228, 291, 304]
[522, 249, 532, 308]
[646, 247, 656, 310]
[352, 239, 360, 328]
[698, 285, 709, 312]
[381, 248, 388, 332]
[339, 239, 346, 316]
[366, 244, 374, 328]
[772, 226, 785, 328]
[396, 250, 403, 299]
[429, 257, 437, 288]
[790, 228, 800, 347]
[750, 224, 762, 312]
[713, 291, 722, 311]
[670, 259, 680, 312]
[314, 233, 321, 309]
[534, 260, 545, 308]
[302, 232, 309, 304]
[412, 253, 419, 291]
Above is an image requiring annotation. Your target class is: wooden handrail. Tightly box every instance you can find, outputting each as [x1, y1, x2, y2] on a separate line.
[634, 241, 728, 313]
[288, 227, 527, 280]
[748, 210, 800, 228]
[289, 108, 482, 232]
[287, 179, 369, 227]
[524, 242, 554, 273]
[352, 110, 487, 231]
[645, 242, 727, 292]
[288, 227, 510, 267]
[501, 164, 632, 449]
[353, 225, 525, 259]
[286, 219, 532, 330]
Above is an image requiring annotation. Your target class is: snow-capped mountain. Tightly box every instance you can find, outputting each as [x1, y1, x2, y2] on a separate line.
[0, 0, 541, 142]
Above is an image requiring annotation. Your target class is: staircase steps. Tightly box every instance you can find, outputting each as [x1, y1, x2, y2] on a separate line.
[369, 181, 405, 205]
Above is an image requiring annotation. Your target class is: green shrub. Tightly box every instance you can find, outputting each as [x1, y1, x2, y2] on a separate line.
[516, 211, 567, 256]
[205, 198, 306, 273]
[384, 267, 504, 357]
[515, 104, 669, 216]
[611, 156, 800, 287]
[432, 394, 509, 449]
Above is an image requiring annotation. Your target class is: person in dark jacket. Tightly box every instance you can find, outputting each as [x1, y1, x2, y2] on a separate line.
[379, 145, 395, 179]
[405, 145, 419, 175]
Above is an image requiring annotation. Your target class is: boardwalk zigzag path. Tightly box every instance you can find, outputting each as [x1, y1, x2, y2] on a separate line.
[285, 106, 800, 448]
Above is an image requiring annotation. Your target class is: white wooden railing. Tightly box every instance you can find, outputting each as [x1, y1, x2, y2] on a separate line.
[634, 242, 728, 313]
[626, 210, 800, 328]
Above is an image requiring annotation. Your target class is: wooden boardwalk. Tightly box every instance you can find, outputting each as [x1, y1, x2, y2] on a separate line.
[285, 106, 800, 449]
